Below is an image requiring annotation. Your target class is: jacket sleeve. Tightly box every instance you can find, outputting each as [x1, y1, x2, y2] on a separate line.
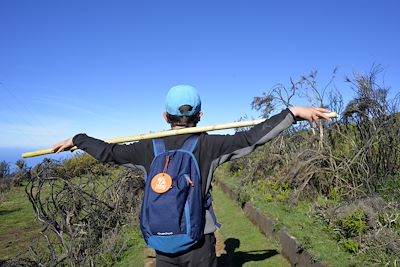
[72, 134, 151, 167]
[205, 108, 296, 166]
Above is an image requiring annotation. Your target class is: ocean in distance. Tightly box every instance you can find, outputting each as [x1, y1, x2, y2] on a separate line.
[0, 147, 74, 171]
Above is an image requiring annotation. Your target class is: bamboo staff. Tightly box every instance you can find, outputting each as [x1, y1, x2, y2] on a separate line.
[21, 112, 338, 158]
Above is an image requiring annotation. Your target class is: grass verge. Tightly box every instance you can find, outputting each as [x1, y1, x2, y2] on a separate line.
[216, 167, 365, 267]
[0, 183, 40, 260]
[113, 225, 146, 267]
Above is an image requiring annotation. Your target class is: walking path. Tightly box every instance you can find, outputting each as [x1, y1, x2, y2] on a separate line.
[143, 186, 290, 267]
[213, 186, 289, 266]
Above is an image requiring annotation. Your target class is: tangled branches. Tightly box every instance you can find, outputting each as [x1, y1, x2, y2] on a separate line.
[228, 66, 400, 264]
[24, 159, 144, 266]
[243, 66, 400, 200]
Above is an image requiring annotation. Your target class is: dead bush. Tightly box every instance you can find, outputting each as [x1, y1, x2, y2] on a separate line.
[228, 66, 399, 263]
[23, 158, 144, 266]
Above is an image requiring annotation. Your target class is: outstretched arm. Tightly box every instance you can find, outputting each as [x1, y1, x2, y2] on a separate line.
[205, 107, 333, 164]
[52, 134, 150, 167]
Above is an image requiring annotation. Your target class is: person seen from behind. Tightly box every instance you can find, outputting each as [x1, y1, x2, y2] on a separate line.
[53, 85, 332, 267]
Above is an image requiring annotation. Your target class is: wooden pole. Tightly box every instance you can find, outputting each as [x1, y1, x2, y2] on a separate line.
[21, 112, 338, 158]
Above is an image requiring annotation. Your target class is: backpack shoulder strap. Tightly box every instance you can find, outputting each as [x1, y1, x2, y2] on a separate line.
[152, 139, 166, 156]
[205, 192, 221, 229]
[181, 135, 199, 152]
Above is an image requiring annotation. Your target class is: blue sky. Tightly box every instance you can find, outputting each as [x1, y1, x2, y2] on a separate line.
[0, 0, 399, 166]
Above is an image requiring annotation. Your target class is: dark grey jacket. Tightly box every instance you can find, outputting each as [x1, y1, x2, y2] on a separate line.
[73, 109, 296, 233]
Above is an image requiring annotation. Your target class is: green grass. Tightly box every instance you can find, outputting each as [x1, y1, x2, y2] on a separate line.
[0, 174, 121, 261]
[0, 183, 41, 260]
[215, 167, 364, 267]
[213, 186, 290, 266]
[115, 185, 291, 267]
[111, 225, 146, 267]
[0, 163, 364, 266]
[115, 182, 291, 267]
[0, 168, 144, 265]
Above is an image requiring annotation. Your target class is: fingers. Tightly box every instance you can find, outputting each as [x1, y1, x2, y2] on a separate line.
[314, 107, 331, 113]
[306, 108, 332, 127]
[310, 113, 321, 127]
[290, 106, 334, 122]
[52, 138, 73, 153]
[52, 143, 67, 153]
[314, 110, 332, 122]
[52, 143, 62, 153]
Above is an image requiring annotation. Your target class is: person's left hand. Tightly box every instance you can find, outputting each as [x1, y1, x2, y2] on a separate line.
[52, 137, 74, 153]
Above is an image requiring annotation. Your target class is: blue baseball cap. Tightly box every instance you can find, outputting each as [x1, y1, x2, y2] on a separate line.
[165, 85, 201, 116]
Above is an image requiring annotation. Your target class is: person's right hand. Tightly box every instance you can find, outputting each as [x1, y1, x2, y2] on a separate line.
[288, 106, 332, 126]
[53, 138, 74, 153]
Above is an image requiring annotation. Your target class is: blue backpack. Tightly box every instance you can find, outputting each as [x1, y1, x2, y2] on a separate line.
[140, 135, 205, 254]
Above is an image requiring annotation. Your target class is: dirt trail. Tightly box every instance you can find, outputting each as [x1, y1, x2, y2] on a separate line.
[215, 230, 226, 257]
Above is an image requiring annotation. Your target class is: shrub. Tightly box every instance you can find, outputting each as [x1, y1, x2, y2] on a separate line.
[0, 178, 12, 193]
[61, 153, 109, 178]
[337, 209, 368, 238]
[25, 164, 145, 266]
[328, 187, 341, 203]
[254, 179, 290, 202]
[229, 66, 400, 264]
[341, 239, 360, 254]
[11, 159, 30, 185]
[0, 160, 10, 179]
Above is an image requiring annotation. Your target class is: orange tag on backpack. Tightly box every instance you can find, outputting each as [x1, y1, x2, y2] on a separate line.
[151, 173, 173, 194]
